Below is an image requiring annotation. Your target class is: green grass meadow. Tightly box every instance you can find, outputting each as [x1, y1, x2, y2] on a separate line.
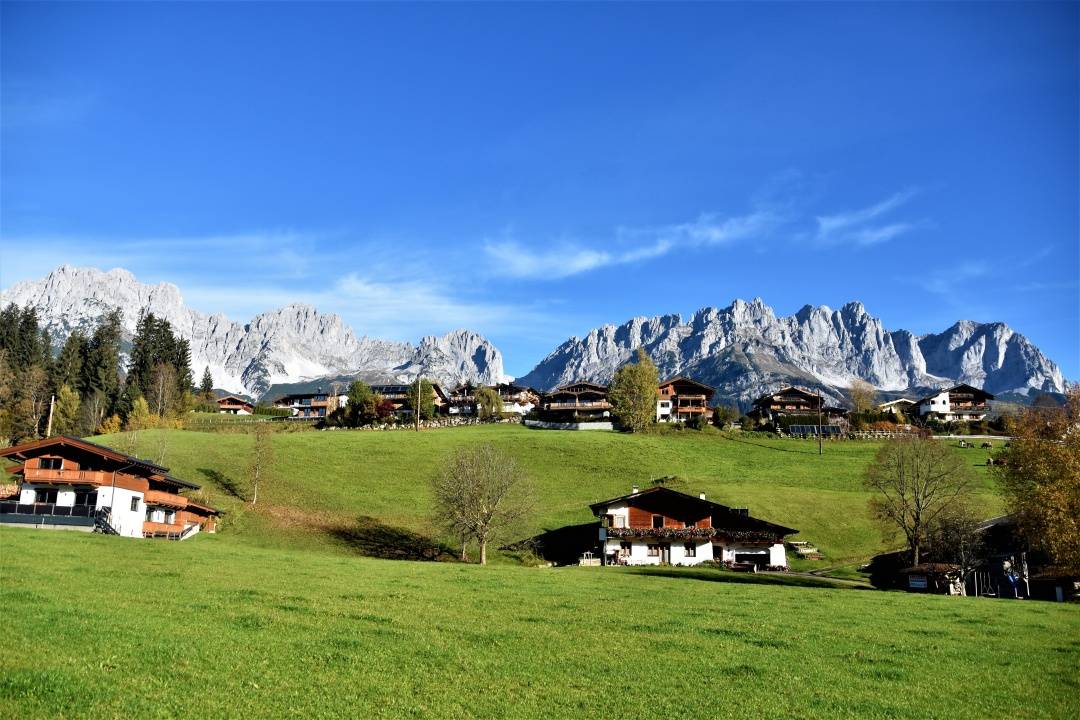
[91, 424, 1003, 566]
[2, 529, 1077, 719]
[4, 424, 1069, 719]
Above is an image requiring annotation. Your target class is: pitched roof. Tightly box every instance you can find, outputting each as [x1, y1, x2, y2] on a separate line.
[752, 386, 822, 406]
[588, 485, 797, 535]
[658, 376, 715, 394]
[916, 383, 995, 404]
[551, 380, 608, 393]
[0, 435, 199, 490]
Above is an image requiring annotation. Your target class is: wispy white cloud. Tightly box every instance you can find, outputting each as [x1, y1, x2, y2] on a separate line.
[0, 229, 563, 345]
[484, 208, 782, 280]
[815, 189, 919, 247]
[920, 261, 989, 295]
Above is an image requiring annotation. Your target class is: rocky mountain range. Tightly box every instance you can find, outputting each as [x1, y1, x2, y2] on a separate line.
[2, 266, 1067, 409]
[0, 266, 505, 398]
[517, 299, 1066, 407]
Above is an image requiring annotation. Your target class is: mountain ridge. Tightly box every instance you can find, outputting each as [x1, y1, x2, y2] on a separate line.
[0, 265, 506, 398]
[517, 298, 1065, 407]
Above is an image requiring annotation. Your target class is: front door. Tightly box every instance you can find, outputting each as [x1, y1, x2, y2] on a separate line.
[660, 543, 671, 564]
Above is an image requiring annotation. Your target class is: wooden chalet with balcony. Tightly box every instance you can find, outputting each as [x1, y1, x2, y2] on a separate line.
[748, 386, 824, 423]
[656, 376, 714, 423]
[590, 485, 796, 567]
[216, 394, 254, 415]
[916, 384, 994, 422]
[273, 390, 334, 420]
[538, 381, 612, 421]
[494, 382, 539, 415]
[0, 436, 219, 539]
[446, 383, 478, 415]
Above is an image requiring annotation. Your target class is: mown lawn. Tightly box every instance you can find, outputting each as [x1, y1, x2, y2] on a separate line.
[0, 529, 1076, 719]
[90, 425, 1001, 566]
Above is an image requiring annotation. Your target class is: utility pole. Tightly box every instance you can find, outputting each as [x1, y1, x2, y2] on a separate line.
[45, 394, 56, 437]
[415, 376, 421, 432]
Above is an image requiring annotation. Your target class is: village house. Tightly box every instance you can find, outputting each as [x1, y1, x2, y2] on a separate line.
[539, 381, 612, 421]
[877, 398, 916, 417]
[369, 382, 448, 417]
[656, 376, 714, 423]
[748, 386, 848, 429]
[916, 384, 994, 422]
[216, 394, 254, 415]
[494, 382, 539, 416]
[0, 436, 219, 539]
[273, 389, 340, 420]
[446, 383, 478, 415]
[590, 485, 796, 567]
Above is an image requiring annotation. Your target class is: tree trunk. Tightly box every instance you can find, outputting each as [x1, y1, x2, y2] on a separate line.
[480, 539, 487, 566]
[460, 532, 469, 562]
[912, 541, 920, 566]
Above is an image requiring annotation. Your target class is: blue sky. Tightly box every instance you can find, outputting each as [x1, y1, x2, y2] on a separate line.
[2, 2, 1077, 379]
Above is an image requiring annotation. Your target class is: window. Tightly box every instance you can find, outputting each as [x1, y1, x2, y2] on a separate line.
[39, 457, 63, 470]
[647, 544, 659, 557]
[34, 488, 58, 504]
[165, 511, 175, 524]
[613, 515, 625, 528]
[130, 497, 140, 512]
[74, 490, 97, 507]
[684, 543, 696, 557]
[620, 541, 632, 555]
[652, 515, 664, 529]
[145, 507, 155, 522]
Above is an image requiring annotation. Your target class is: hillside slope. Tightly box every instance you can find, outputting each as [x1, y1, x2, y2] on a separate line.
[91, 425, 1002, 564]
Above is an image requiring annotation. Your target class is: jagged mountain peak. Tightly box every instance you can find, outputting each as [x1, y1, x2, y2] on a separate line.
[1, 265, 505, 397]
[518, 298, 1065, 407]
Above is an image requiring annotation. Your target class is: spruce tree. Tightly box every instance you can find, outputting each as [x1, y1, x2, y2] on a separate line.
[199, 366, 214, 399]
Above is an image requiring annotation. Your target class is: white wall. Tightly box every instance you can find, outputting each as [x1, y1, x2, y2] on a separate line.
[769, 542, 788, 567]
[604, 538, 713, 566]
[95, 486, 145, 538]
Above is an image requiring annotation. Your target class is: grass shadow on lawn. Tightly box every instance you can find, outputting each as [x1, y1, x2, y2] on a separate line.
[626, 565, 873, 590]
[328, 515, 458, 562]
[197, 468, 246, 500]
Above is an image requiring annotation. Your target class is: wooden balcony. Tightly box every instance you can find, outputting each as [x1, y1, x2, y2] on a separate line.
[21, 468, 111, 486]
[143, 521, 185, 537]
[543, 401, 612, 410]
[144, 489, 189, 509]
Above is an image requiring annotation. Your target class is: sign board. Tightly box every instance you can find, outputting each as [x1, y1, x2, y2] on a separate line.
[908, 575, 928, 589]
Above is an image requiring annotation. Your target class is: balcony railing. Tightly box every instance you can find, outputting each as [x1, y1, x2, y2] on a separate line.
[21, 468, 111, 486]
[144, 489, 188, 509]
[543, 401, 612, 409]
[0, 501, 97, 517]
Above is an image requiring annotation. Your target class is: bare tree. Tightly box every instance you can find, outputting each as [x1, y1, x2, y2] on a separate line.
[430, 444, 533, 565]
[926, 501, 986, 594]
[249, 421, 273, 506]
[865, 436, 974, 566]
[849, 379, 877, 414]
[148, 363, 178, 418]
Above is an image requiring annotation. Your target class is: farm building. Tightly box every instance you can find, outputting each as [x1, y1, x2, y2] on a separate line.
[0, 436, 219, 539]
[590, 485, 796, 567]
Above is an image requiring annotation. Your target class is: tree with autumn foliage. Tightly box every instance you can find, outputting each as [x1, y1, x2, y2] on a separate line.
[997, 389, 1080, 575]
[608, 349, 659, 433]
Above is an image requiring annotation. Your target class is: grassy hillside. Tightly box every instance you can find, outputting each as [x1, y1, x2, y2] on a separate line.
[92, 425, 1003, 565]
[1, 529, 1076, 719]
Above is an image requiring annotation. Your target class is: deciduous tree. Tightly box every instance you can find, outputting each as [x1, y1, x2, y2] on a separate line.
[850, 379, 877, 414]
[608, 349, 659, 432]
[475, 385, 502, 421]
[52, 384, 82, 437]
[430, 444, 533, 565]
[865, 436, 974, 566]
[407, 378, 435, 422]
[998, 389, 1080, 574]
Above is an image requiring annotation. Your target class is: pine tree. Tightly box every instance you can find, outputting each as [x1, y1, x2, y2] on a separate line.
[53, 330, 88, 392]
[84, 310, 123, 420]
[199, 366, 214, 399]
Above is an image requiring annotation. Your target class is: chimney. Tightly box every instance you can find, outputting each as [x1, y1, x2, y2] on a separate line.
[631, 485, 639, 495]
[699, 492, 706, 500]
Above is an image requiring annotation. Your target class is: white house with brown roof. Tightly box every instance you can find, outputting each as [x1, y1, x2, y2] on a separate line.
[590, 485, 796, 567]
[916, 384, 994, 422]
